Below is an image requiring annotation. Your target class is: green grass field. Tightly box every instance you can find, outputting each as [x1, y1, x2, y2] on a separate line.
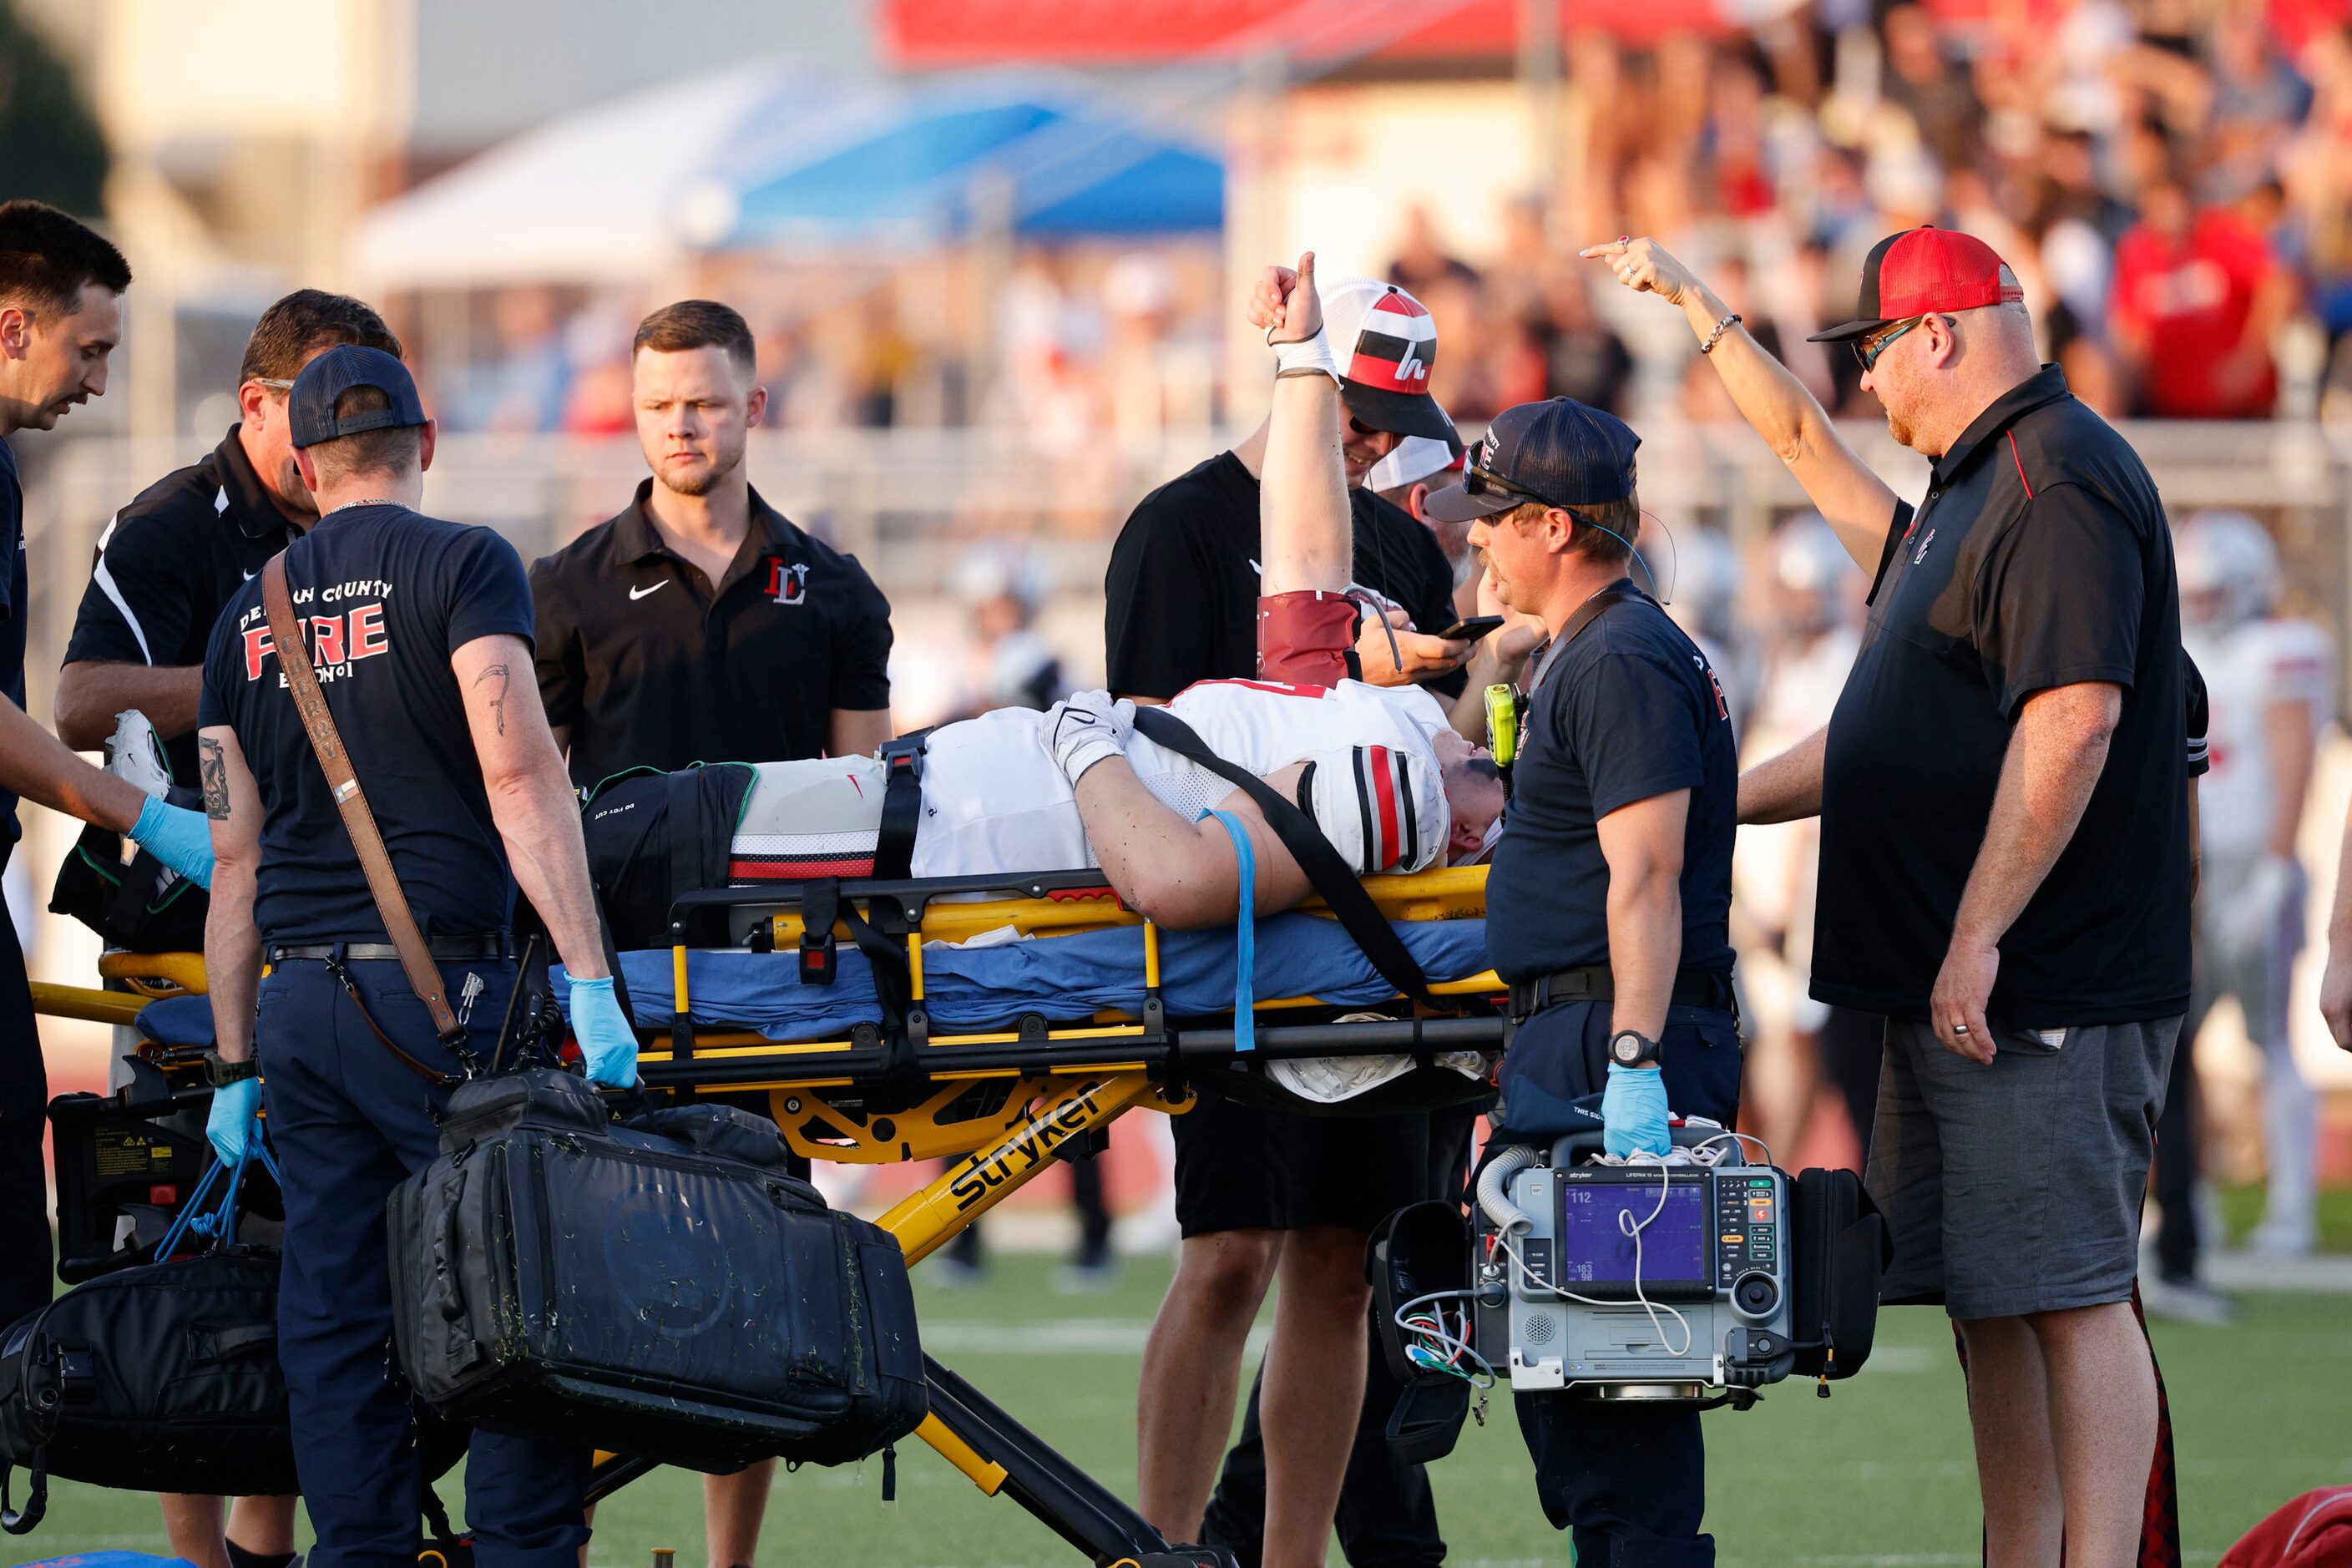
[13, 1252, 2349, 1568]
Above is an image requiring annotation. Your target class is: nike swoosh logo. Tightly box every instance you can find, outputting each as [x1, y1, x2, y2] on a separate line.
[242, 569, 255, 581]
[630, 581, 668, 601]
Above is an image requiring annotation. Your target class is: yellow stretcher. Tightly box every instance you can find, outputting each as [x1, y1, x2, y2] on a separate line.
[33, 862, 1502, 1567]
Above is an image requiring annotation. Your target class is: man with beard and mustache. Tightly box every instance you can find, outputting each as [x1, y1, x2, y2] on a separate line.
[1589, 228, 2188, 1568]
[528, 299, 893, 1568]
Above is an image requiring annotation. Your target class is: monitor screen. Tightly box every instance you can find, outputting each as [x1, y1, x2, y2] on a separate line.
[1557, 1179, 1710, 1287]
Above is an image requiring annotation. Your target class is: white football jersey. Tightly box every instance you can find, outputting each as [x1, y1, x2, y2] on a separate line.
[912, 678, 1453, 878]
[2186, 615, 2334, 860]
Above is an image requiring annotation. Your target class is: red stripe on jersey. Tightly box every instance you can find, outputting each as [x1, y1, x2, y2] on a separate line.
[728, 855, 878, 880]
[2007, 431, 2034, 500]
[1184, 677, 1332, 699]
[1368, 746, 1400, 870]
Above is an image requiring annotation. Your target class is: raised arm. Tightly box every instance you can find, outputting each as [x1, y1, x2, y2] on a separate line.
[1583, 238, 1900, 572]
[1247, 253, 1350, 597]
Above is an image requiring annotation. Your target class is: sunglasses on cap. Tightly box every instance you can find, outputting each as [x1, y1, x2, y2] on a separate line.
[1852, 316, 1924, 372]
[1462, 463, 1564, 512]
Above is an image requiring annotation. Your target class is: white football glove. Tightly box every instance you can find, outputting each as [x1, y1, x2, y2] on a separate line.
[1046, 690, 1136, 785]
[2218, 853, 2303, 964]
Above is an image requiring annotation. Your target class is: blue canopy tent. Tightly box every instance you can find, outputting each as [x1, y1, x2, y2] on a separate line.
[719, 73, 1226, 250]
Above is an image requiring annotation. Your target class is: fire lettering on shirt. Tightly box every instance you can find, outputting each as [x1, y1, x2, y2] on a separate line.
[241, 601, 392, 681]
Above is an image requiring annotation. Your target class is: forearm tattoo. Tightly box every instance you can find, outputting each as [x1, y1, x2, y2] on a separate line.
[475, 663, 510, 736]
[198, 736, 231, 821]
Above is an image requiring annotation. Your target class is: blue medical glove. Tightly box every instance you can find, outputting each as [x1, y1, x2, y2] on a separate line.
[130, 796, 215, 889]
[569, 976, 639, 1088]
[207, 1077, 260, 1166]
[1601, 1063, 1671, 1160]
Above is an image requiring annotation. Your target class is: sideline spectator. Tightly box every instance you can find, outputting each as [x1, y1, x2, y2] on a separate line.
[2111, 168, 2295, 417]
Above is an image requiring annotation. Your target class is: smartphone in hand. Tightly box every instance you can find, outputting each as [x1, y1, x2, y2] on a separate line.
[1435, 615, 1505, 641]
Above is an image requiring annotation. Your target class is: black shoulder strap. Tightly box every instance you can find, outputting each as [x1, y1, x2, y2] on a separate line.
[1130, 705, 1441, 1011]
[1523, 583, 1645, 700]
[873, 730, 933, 881]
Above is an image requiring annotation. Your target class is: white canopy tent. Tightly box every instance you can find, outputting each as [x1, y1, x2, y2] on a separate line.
[349, 58, 863, 290]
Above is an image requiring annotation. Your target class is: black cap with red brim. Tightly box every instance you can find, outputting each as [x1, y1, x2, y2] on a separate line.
[1808, 225, 2025, 342]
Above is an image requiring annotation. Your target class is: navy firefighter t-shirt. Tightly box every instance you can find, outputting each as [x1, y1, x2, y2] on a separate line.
[1485, 584, 1738, 984]
[197, 504, 537, 944]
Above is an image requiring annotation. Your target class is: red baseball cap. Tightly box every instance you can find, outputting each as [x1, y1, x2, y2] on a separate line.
[1808, 225, 2024, 342]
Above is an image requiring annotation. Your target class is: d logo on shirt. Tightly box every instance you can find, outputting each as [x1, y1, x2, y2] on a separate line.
[765, 558, 809, 606]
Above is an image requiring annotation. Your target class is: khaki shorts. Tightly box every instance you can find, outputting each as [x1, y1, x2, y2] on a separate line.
[1865, 1014, 2181, 1320]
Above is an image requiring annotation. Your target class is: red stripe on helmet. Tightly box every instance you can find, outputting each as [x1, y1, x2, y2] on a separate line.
[1368, 746, 1400, 870]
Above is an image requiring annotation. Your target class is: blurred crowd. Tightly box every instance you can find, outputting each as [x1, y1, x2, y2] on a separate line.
[1408, 0, 2352, 428]
[418, 2, 2352, 439]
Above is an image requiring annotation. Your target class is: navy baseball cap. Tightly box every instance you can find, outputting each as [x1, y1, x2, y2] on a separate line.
[287, 345, 427, 449]
[1423, 397, 1640, 523]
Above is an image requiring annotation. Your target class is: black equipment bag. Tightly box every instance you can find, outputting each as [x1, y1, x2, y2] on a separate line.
[0, 1138, 295, 1533]
[579, 763, 756, 950]
[1785, 1166, 1889, 1383]
[388, 1070, 925, 1472]
[1365, 1201, 1474, 1464]
[46, 787, 210, 953]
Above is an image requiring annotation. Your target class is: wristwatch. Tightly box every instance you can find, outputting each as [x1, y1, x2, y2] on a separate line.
[1608, 1029, 1662, 1068]
[203, 1050, 259, 1088]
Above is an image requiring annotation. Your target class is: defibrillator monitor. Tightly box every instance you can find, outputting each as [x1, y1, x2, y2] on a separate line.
[1555, 1174, 1712, 1301]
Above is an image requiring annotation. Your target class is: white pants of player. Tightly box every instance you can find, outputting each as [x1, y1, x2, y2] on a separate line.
[2193, 851, 2318, 1251]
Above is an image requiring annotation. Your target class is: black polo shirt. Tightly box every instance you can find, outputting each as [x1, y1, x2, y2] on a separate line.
[1485, 584, 1738, 984]
[0, 437, 26, 852]
[62, 427, 301, 785]
[1813, 365, 2188, 1026]
[197, 504, 536, 944]
[1103, 451, 1465, 700]
[532, 482, 893, 791]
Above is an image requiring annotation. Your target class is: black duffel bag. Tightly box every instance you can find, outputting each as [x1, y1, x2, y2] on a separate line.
[0, 1151, 295, 1532]
[389, 1070, 925, 1473]
[47, 786, 210, 953]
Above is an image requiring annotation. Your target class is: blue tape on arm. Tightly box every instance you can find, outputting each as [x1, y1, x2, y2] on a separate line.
[1201, 809, 1256, 1051]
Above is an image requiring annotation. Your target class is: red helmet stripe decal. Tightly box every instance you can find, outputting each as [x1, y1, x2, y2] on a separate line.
[1368, 746, 1400, 870]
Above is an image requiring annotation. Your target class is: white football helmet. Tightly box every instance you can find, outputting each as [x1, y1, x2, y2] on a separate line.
[2176, 509, 2278, 630]
[1768, 513, 1853, 632]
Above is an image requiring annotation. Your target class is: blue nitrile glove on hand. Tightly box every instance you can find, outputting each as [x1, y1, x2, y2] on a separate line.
[569, 976, 639, 1088]
[206, 1077, 260, 1166]
[130, 796, 215, 888]
[1601, 1062, 1672, 1160]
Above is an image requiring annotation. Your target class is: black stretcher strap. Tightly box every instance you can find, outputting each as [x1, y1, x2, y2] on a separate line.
[1131, 705, 1443, 1013]
[873, 730, 933, 881]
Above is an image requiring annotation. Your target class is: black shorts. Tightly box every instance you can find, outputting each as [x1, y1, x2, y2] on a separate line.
[1171, 1082, 1434, 1237]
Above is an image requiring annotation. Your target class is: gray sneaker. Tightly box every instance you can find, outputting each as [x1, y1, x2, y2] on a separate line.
[2141, 1274, 2234, 1327]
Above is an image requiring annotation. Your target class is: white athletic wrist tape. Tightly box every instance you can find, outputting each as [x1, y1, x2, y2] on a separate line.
[1059, 737, 1126, 784]
[1271, 328, 1341, 382]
